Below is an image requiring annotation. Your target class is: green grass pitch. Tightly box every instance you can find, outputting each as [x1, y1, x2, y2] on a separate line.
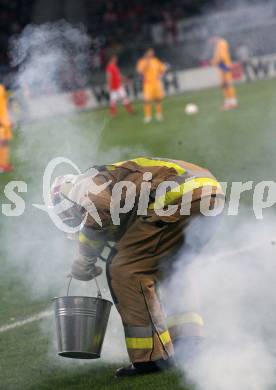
[0, 78, 276, 389]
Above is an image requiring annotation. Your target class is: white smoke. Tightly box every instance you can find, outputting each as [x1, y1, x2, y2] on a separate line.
[11, 21, 91, 94]
[163, 214, 276, 390]
[5, 13, 276, 384]
[2, 21, 142, 364]
[4, 21, 101, 298]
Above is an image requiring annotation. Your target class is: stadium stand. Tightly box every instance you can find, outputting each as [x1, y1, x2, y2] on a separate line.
[1, 0, 276, 85]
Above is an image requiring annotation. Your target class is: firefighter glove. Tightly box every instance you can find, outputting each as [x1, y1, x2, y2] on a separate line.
[70, 255, 103, 281]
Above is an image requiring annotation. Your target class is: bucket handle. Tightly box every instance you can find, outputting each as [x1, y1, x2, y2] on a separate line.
[66, 275, 102, 299]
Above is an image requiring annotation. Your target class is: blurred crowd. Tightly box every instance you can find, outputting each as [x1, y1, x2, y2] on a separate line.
[0, 0, 33, 71]
[0, 0, 274, 82]
[87, 0, 215, 71]
[88, 0, 207, 45]
[0, 0, 215, 74]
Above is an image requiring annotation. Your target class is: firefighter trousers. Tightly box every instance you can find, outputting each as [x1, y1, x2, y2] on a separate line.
[106, 200, 220, 363]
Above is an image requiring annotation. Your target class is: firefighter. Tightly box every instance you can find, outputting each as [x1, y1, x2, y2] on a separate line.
[51, 157, 225, 376]
[0, 83, 13, 172]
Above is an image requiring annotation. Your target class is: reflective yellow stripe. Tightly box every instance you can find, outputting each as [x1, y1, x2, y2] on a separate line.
[125, 337, 153, 349]
[126, 330, 171, 350]
[79, 233, 103, 250]
[149, 177, 222, 210]
[111, 157, 186, 176]
[167, 312, 204, 328]
[160, 329, 172, 345]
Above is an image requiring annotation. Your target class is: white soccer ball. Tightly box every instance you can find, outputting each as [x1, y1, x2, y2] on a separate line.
[185, 103, 198, 115]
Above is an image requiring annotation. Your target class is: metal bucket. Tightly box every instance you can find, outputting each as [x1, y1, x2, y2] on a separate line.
[53, 278, 112, 359]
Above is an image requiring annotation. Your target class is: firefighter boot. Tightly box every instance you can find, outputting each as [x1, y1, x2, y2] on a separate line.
[115, 357, 175, 377]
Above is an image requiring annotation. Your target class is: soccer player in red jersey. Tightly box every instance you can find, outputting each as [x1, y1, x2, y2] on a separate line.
[106, 55, 133, 117]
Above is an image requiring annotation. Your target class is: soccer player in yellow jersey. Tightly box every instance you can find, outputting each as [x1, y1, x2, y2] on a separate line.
[210, 36, 238, 110]
[0, 84, 13, 172]
[136, 49, 167, 123]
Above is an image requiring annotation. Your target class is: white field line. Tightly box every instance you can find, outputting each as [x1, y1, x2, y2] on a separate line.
[210, 239, 275, 262]
[0, 239, 274, 334]
[0, 309, 52, 334]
